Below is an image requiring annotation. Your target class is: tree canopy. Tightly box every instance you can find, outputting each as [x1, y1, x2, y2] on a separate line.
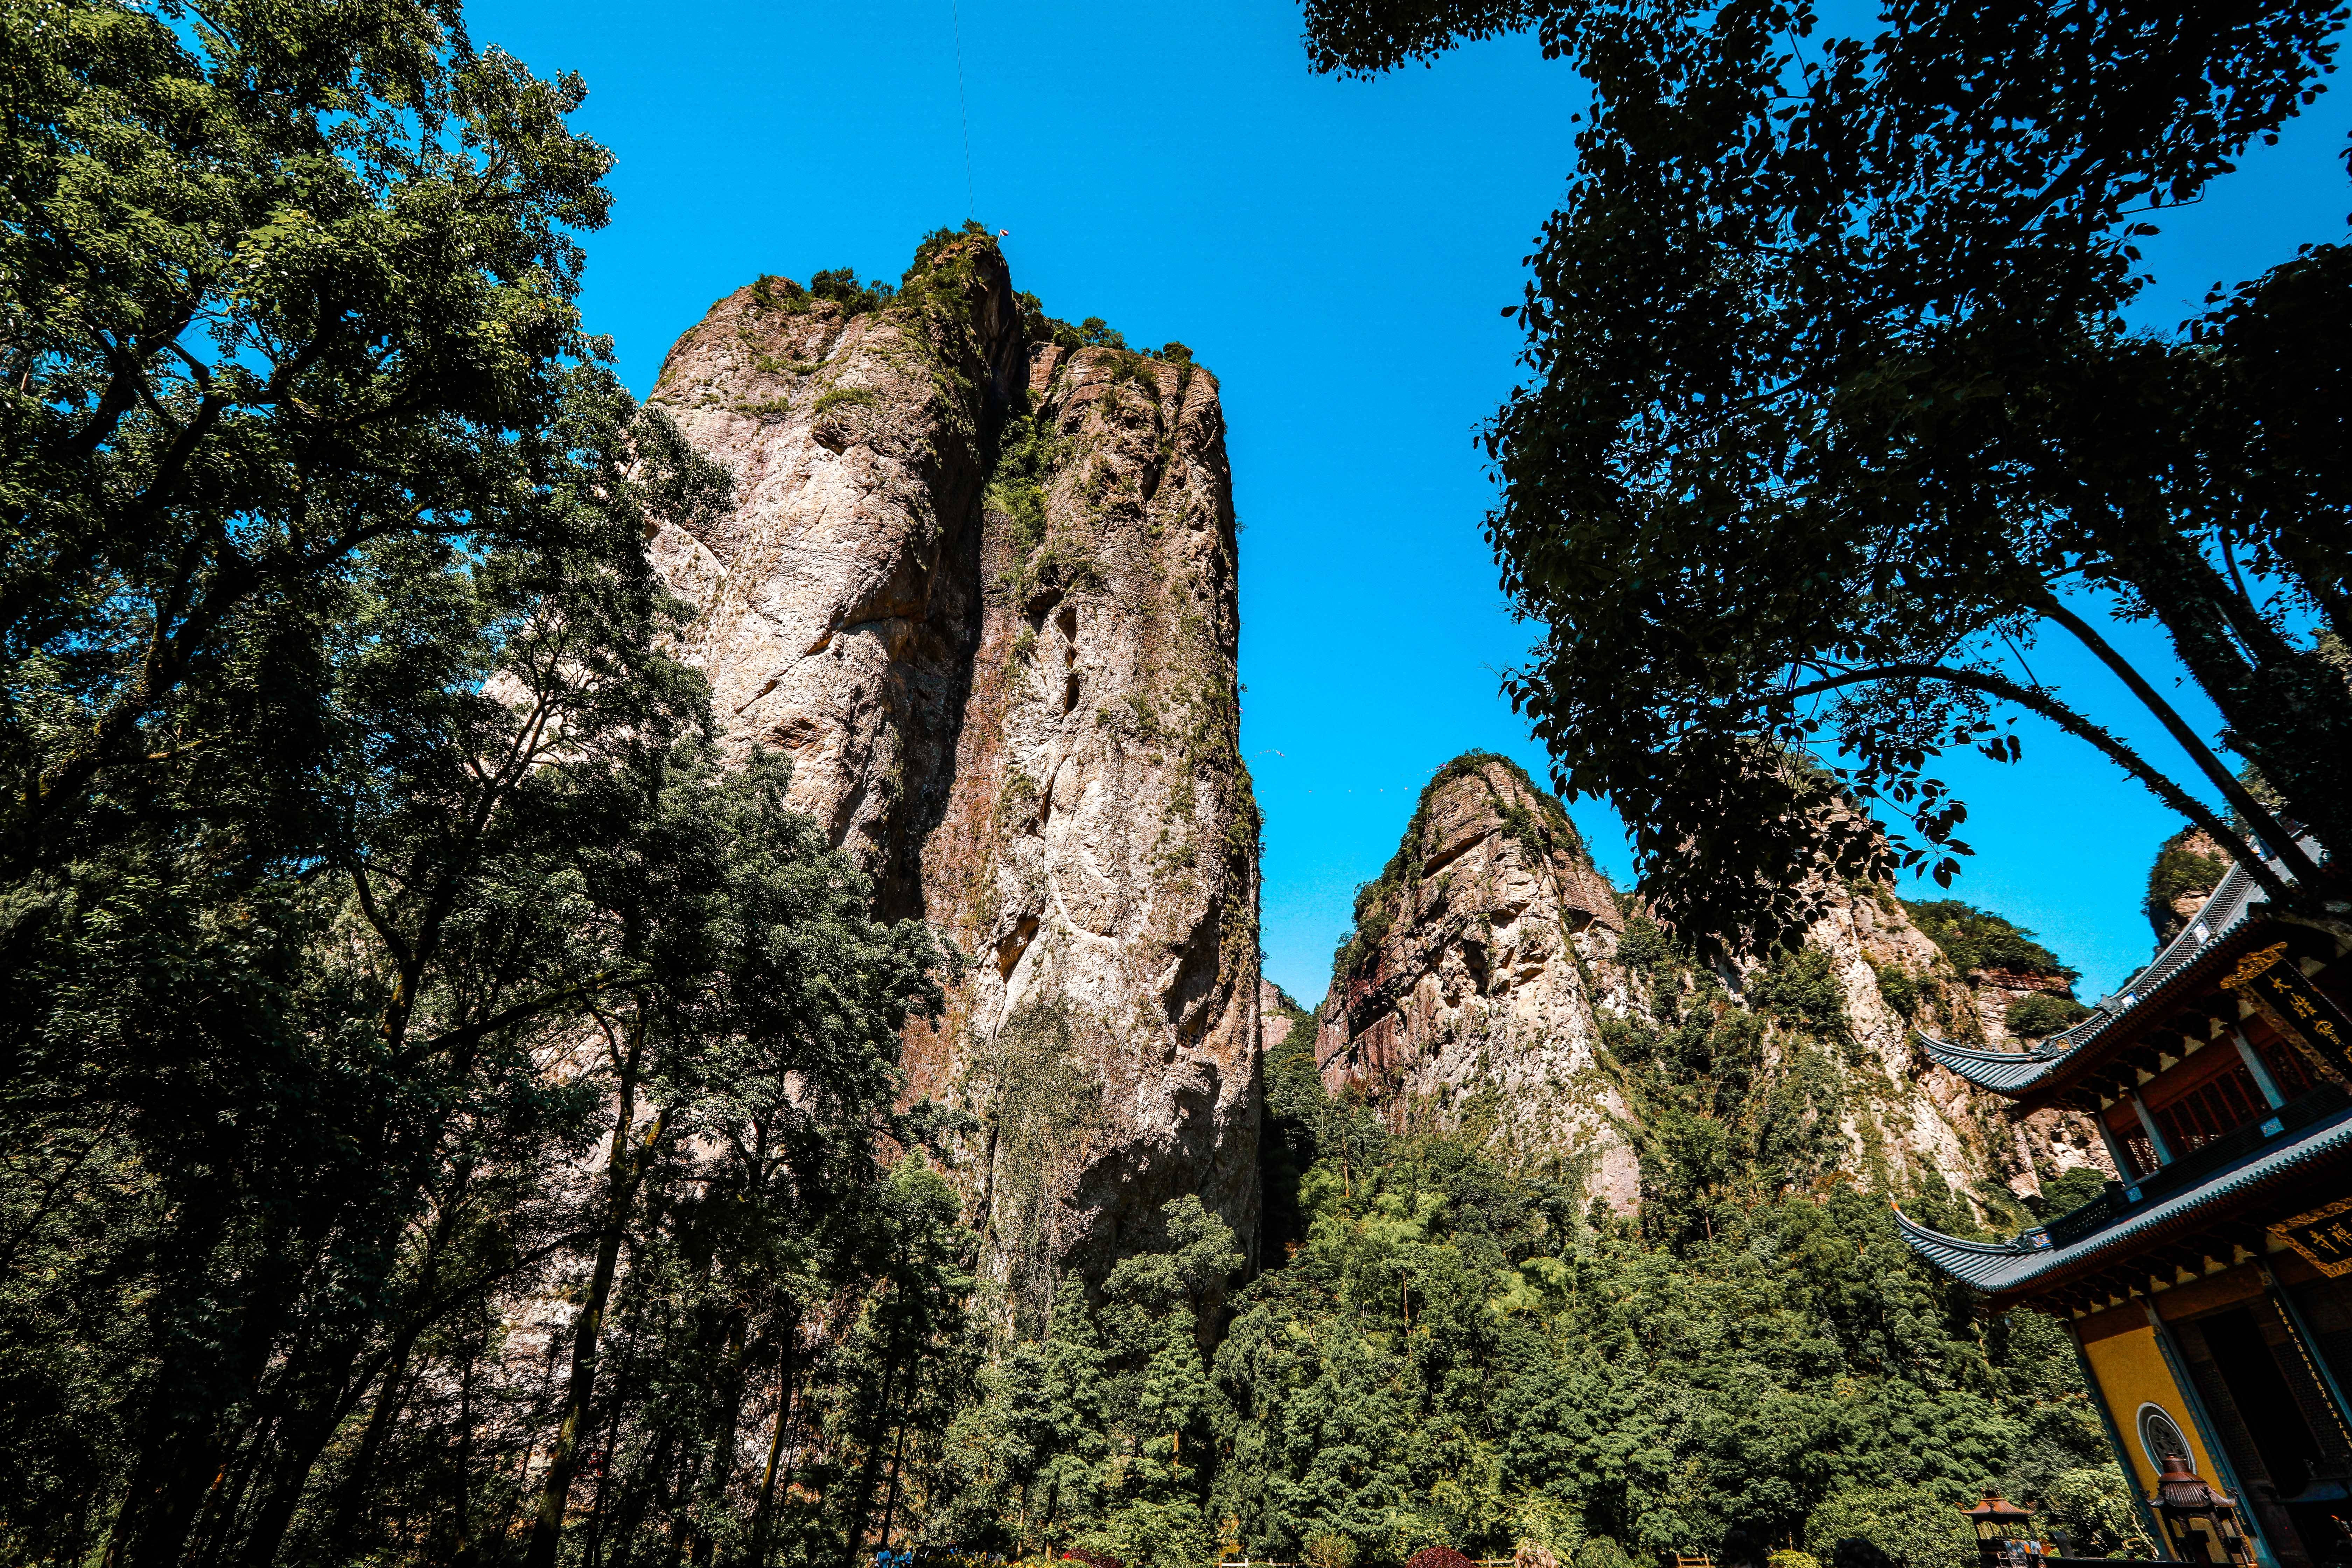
[1303, 0, 2352, 950]
[1, 5, 953, 1564]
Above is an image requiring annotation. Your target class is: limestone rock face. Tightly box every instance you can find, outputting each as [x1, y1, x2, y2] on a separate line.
[1313, 754, 2107, 1219]
[1314, 757, 1642, 1211]
[649, 254, 1024, 913]
[1779, 882, 2110, 1206]
[1260, 979, 1298, 1051]
[649, 243, 1260, 1309]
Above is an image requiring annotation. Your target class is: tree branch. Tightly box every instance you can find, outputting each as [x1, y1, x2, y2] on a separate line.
[1772, 660, 2298, 907]
[2031, 592, 2324, 886]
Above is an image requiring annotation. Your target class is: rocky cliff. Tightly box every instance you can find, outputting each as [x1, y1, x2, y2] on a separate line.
[1316, 752, 2108, 1220]
[648, 234, 1260, 1310]
[1314, 755, 1643, 1209]
[1780, 881, 2109, 1209]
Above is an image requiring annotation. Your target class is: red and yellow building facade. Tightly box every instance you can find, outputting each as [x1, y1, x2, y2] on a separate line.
[1898, 852, 2352, 1568]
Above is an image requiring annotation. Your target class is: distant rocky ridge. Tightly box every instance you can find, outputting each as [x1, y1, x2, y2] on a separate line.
[647, 234, 1261, 1307]
[1315, 753, 2110, 1219]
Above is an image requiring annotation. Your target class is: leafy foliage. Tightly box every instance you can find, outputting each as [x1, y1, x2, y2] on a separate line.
[934, 927, 2096, 1568]
[2143, 828, 2230, 944]
[2004, 994, 2093, 1040]
[1300, 0, 2352, 949]
[1804, 1486, 1976, 1568]
[1746, 945, 1853, 1046]
[810, 266, 898, 315]
[0, 9, 967, 1564]
[1902, 901, 2078, 982]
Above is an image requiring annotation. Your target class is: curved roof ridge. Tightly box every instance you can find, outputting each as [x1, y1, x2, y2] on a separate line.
[1897, 1102, 2352, 1300]
[1890, 1204, 2048, 1256]
[1919, 835, 2321, 1102]
[1914, 1031, 2064, 1065]
[1917, 1030, 2071, 1093]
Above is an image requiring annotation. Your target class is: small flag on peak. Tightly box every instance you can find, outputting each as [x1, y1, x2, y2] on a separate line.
[997, 229, 1010, 237]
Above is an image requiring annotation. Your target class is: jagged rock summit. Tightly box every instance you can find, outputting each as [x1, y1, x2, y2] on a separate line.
[1315, 754, 1643, 1207]
[646, 232, 1261, 1309]
[1317, 752, 2109, 1219]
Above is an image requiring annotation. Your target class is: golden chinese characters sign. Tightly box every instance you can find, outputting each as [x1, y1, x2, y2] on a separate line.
[2222, 943, 2352, 1081]
[2273, 1195, 2352, 1278]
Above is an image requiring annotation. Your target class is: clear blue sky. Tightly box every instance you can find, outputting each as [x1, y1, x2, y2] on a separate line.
[466, 0, 2351, 1006]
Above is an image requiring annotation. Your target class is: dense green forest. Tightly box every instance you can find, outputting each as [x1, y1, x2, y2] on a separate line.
[914, 982, 2141, 1568]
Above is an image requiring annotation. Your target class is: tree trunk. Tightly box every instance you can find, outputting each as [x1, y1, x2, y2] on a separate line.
[841, 1308, 903, 1568]
[690, 1314, 751, 1568]
[526, 1010, 666, 1568]
[875, 1420, 909, 1556]
[108, 1220, 311, 1568]
[2109, 528, 2352, 864]
[747, 1313, 801, 1568]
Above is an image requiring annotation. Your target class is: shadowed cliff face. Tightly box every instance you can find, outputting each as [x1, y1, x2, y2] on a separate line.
[647, 241, 1260, 1312]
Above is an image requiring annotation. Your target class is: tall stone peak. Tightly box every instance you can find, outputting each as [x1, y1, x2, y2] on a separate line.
[1315, 751, 2109, 1220]
[647, 235, 1260, 1312]
[1314, 753, 1642, 1209]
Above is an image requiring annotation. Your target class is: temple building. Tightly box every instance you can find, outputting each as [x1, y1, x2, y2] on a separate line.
[1896, 846, 2352, 1568]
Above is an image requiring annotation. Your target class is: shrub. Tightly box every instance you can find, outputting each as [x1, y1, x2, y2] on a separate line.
[2005, 992, 2092, 1040]
[1077, 316, 1128, 349]
[809, 265, 895, 314]
[2043, 1465, 2152, 1558]
[1769, 1554, 1823, 1568]
[1306, 1535, 1358, 1568]
[1572, 1540, 1636, 1568]
[1017, 289, 1089, 351]
[1901, 899, 2078, 981]
[1805, 1486, 1975, 1568]
[2143, 827, 2228, 944]
[748, 272, 809, 311]
[906, 219, 991, 279]
[1747, 944, 1851, 1041]
[812, 387, 879, 417]
[2038, 1164, 2112, 1219]
[1872, 959, 1922, 1020]
[1616, 913, 1673, 974]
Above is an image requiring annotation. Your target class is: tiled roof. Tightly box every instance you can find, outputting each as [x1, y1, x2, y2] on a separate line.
[1916, 1035, 2069, 1093]
[1896, 1100, 2352, 1297]
[1911, 840, 2315, 1100]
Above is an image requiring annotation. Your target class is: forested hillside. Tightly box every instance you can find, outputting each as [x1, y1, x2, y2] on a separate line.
[917, 993, 2136, 1568]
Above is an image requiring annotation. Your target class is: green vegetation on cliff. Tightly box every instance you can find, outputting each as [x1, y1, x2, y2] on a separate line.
[2144, 828, 2230, 945]
[1331, 752, 1587, 975]
[1900, 900, 2078, 982]
[931, 1027, 2126, 1568]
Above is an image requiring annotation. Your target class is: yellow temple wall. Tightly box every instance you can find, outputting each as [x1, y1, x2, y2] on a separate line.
[2079, 1304, 2220, 1498]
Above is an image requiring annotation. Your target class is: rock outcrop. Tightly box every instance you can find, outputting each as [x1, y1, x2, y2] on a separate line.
[649, 237, 1260, 1310]
[2146, 826, 2231, 946]
[1314, 755, 1643, 1210]
[1782, 881, 2109, 1206]
[1260, 978, 1301, 1051]
[1316, 752, 2109, 1220]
